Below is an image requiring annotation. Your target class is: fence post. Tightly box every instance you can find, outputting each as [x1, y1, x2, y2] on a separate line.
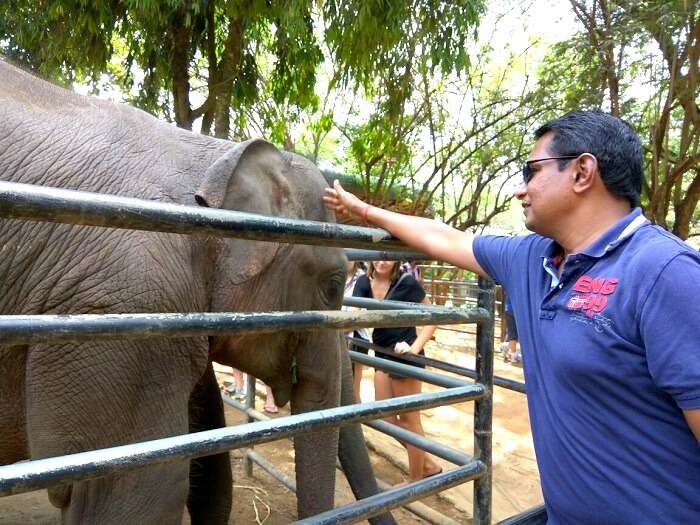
[473, 277, 495, 524]
[243, 374, 256, 477]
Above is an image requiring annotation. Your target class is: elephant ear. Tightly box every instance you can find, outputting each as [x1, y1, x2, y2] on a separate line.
[195, 139, 295, 286]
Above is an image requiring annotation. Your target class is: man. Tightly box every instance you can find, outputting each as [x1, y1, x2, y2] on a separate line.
[324, 111, 700, 524]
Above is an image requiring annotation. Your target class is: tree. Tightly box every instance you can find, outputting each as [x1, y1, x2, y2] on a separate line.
[537, 0, 700, 239]
[0, 1, 485, 144]
[333, 19, 553, 232]
[0, 1, 324, 139]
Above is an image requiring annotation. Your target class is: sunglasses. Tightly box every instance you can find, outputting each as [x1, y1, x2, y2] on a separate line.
[522, 155, 579, 184]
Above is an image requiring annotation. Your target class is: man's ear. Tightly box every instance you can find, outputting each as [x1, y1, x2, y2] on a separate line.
[572, 153, 598, 194]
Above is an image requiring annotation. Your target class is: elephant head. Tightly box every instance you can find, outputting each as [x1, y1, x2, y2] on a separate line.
[193, 139, 349, 519]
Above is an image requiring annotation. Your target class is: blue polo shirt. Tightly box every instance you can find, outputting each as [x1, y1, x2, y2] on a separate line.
[474, 208, 700, 524]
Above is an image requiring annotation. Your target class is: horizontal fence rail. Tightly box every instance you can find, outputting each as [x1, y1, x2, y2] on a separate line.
[294, 462, 487, 525]
[348, 337, 526, 394]
[348, 351, 469, 388]
[365, 420, 473, 466]
[0, 181, 514, 523]
[0, 181, 422, 252]
[0, 308, 486, 345]
[0, 386, 484, 497]
[344, 248, 427, 261]
[224, 385, 468, 525]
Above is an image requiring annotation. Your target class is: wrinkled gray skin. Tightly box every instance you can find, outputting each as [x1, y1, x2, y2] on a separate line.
[0, 60, 393, 524]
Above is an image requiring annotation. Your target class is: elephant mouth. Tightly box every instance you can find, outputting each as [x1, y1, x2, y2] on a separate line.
[270, 383, 292, 407]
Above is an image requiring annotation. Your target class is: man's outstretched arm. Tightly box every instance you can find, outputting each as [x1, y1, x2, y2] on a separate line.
[324, 180, 487, 277]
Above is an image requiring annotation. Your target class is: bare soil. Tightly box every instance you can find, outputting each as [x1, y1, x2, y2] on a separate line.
[0, 327, 540, 524]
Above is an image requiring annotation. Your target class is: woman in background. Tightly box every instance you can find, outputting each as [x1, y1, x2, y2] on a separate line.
[353, 260, 442, 484]
[343, 260, 370, 401]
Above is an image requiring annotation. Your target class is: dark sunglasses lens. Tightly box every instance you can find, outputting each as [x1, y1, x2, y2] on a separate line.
[522, 164, 531, 183]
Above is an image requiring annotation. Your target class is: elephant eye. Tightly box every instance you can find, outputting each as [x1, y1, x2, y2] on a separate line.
[322, 271, 345, 306]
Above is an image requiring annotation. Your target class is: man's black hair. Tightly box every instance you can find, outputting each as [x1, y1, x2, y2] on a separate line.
[534, 111, 643, 208]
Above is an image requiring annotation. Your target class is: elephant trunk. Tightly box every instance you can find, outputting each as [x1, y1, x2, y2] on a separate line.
[292, 424, 338, 517]
[290, 331, 341, 518]
[337, 344, 397, 525]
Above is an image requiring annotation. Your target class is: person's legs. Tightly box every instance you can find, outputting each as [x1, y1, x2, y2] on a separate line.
[232, 368, 244, 392]
[508, 338, 520, 363]
[352, 362, 364, 402]
[374, 370, 398, 424]
[264, 384, 278, 413]
[505, 312, 519, 363]
[391, 377, 442, 482]
[502, 341, 512, 362]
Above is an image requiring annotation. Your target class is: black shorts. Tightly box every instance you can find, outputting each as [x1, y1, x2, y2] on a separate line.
[505, 312, 518, 341]
[376, 347, 426, 380]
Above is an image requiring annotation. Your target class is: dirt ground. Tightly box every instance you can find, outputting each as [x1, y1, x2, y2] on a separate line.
[0, 327, 540, 524]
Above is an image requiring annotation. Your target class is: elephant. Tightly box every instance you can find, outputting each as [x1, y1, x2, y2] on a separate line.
[0, 59, 394, 524]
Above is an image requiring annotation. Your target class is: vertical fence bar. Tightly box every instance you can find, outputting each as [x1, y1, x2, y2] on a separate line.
[243, 374, 256, 477]
[473, 277, 495, 524]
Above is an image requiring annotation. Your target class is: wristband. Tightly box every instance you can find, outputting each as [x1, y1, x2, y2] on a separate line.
[362, 204, 372, 225]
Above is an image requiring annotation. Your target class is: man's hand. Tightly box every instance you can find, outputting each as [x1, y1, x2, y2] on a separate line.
[324, 179, 487, 277]
[323, 180, 367, 221]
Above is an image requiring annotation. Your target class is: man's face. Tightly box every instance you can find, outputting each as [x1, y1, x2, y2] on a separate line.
[515, 133, 577, 235]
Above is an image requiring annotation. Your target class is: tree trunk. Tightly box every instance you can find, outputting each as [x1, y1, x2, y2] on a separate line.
[213, 17, 245, 139]
[672, 170, 700, 240]
[171, 19, 193, 130]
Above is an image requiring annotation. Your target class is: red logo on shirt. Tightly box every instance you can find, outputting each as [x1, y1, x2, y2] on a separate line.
[567, 276, 619, 316]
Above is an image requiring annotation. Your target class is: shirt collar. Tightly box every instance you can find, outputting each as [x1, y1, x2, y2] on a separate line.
[540, 207, 648, 262]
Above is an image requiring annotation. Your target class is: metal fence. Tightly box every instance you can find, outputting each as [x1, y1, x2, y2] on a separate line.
[0, 181, 544, 524]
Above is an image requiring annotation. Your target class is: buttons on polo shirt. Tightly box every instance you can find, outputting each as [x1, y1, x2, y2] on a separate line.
[539, 309, 556, 320]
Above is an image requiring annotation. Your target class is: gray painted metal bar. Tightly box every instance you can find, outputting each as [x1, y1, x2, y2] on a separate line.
[348, 337, 526, 394]
[365, 420, 472, 466]
[243, 375, 257, 476]
[294, 462, 486, 525]
[344, 248, 427, 261]
[225, 390, 471, 466]
[473, 277, 495, 525]
[0, 181, 407, 250]
[348, 351, 468, 388]
[496, 505, 547, 525]
[245, 449, 297, 493]
[222, 394, 269, 424]
[422, 279, 480, 286]
[225, 393, 460, 525]
[0, 308, 475, 346]
[343, 296, 490, 316]
[0, 386, 483, 497]
[373, 479, 462, 525]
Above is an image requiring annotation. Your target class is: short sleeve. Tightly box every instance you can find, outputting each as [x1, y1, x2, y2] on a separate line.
[473, 235, 520, 287]
[640, 253, 700, 409]
[389, 275, 425, 303]
[352, 274, 372, 299]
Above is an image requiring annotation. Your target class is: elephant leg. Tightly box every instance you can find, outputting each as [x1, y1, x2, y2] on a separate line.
[338, 346, 397, 525]
[187, 360, 232, 525]
[26, 340, 203, 525]
[0, 345, 29, 464]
